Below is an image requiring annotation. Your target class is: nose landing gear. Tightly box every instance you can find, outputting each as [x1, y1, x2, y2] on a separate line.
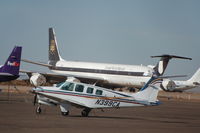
[61, 111, 69, 116]
[36, 104, 42, 114]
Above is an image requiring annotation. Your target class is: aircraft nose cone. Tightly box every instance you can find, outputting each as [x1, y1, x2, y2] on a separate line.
[29, 89, 35, 94]
[31, 87, 42, 93]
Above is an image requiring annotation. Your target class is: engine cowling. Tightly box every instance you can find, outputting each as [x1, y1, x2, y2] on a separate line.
[160, 79, 176, 91]
[30, 73, 46, 87]
[66, 77, 80, 82]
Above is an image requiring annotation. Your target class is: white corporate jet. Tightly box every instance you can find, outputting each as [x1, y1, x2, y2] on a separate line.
[151, 68, 200, 92]
[173, 68, 200, 91]
[32, 75, 172, 117]
[21, 28, 192, 90]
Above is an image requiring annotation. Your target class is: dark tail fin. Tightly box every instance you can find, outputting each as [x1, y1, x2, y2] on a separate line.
[151, 55, 192, 76]
[49, 28, 62, 66]
[0, 46, 22, 75]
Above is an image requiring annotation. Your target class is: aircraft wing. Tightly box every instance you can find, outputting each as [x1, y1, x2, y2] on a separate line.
[36, 92, 87, 108]
[20, 70, 106, 84]
[21, 59, 53, 68]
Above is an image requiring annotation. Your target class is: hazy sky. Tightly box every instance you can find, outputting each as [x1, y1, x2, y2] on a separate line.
[0, 0, 199, 79]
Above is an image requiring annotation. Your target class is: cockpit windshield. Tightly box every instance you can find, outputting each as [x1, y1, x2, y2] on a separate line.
[56, 82, 65, 87]
[60, 82, 74, 91]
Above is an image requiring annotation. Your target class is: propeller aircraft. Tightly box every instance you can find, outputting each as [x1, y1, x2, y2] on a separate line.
[32, 75, 176, 117]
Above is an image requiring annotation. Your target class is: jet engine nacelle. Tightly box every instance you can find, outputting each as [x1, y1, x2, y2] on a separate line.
[160, 79, 176, 91]
[30, 73, 46, 87]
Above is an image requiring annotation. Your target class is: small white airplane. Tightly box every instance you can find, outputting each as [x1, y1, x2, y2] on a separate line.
[32, 75, 171, 117]
[21, 28, 192, 90]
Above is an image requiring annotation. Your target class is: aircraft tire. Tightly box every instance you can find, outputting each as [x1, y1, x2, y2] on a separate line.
[81, 110, 88, 117]
[36, 106, 42, 114]
[81, 108, 91, 117]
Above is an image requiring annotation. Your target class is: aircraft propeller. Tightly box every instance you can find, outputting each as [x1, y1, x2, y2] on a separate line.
[33, 93, 37, 106]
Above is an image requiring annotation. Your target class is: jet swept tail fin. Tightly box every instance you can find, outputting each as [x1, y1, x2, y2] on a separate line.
[0, 46, 22, 75]
[187, 68, 200, 84]
[49, 28, 62, 66]
[152, 55, 192, 76]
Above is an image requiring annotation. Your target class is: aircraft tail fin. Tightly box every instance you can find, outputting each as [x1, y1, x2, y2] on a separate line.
[133, 76, 162, 103]
[0, 46, 22, 75]
[49, 28, 62, 66]
[152, 55, 192, 76]
[187, 68, 200, 84]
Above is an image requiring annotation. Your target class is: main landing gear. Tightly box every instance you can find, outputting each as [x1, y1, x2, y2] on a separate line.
[36, 105, 42, 114]
[81, 108, 91, 117]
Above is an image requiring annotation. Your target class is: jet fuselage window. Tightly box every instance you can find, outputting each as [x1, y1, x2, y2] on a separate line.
[95, 89, 103, 95]
[86, 87, 94, 94]
[75, 84, 84, 92]
[61, 82, 74, 91]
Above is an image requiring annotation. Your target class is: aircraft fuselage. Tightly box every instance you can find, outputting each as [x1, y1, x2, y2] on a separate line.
[50, 60, 153, 88]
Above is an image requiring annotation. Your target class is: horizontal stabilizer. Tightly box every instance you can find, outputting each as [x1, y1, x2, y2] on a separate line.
[159, 75, 187, 79]
[152, 54, 192, 76]
[151, 55, 192, 60]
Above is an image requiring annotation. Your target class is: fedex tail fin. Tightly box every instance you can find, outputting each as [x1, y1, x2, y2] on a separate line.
[0, 46, 22, 75]
[187, 68, 200, 84]
[152, 55, 192, 76]
[48, 28, 63, 66]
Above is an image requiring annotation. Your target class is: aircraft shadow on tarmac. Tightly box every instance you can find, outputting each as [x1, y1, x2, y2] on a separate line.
[68, 115, 187, 124]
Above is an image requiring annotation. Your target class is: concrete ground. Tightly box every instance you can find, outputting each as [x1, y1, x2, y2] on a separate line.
[0, 90, 200, 133]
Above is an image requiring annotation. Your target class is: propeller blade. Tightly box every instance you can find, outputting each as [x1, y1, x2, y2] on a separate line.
[33, 94, 37, 106]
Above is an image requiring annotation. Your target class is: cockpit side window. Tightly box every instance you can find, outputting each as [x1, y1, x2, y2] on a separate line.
[75, 84, 84, 92]
[95, 89, 103, 95]
[61, 82, 74, 91]
[86, 87, 94, 94]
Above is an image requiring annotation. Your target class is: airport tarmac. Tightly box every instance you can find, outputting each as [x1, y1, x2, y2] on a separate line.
[0, 91, 200, 133]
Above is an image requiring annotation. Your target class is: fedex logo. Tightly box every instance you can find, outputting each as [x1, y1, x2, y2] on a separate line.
[7, 61, 20, 67]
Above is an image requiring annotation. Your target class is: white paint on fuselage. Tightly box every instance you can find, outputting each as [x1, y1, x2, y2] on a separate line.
[0, 73, 13, 76]
[174, 80, 196, 90]
[35, 81, 148, 109]
[51, 60, 153, 87]
[56, 60, 152, 71]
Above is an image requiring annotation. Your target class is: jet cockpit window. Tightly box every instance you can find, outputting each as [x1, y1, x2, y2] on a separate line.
[86, 87, 94, 94]
[75, 84, 84, 92]
[61, 82, 74, 91]
[95, 89, 103, 95]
